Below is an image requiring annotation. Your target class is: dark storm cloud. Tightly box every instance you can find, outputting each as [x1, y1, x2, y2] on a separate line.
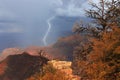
[0, 0, 91, 33]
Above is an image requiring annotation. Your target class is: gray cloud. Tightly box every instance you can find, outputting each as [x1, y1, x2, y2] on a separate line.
[54, 0, 90, 17]
[53, 0, 106, 17]
[0, 0, 91, 34]
[0, 0, 55, 33]
[0, 23, 23, 33]
[0, 0, 92, 34]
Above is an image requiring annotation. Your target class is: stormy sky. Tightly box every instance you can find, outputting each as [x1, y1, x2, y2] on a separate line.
[0, 0, 100, 49]
[0, 0, 93, 33]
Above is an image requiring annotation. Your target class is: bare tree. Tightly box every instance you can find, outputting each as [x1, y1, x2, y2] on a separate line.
[38, 50, 45, 57]
[86, 0, 120, 30]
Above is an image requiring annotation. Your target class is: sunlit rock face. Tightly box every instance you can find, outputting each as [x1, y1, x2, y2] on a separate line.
[48, 60, 72, 70]
[48, 60, 80, 80]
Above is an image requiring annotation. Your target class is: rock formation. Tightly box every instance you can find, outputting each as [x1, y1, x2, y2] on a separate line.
[48, 60, 80, 80]
[0, 52, 49, 80]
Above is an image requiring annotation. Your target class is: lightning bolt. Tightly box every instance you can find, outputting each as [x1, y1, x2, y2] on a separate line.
[43, 16, 55, 46]
[43, 0, 63, 46]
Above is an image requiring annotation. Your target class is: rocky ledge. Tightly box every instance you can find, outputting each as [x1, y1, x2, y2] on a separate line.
[48, 60, 80, 80]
